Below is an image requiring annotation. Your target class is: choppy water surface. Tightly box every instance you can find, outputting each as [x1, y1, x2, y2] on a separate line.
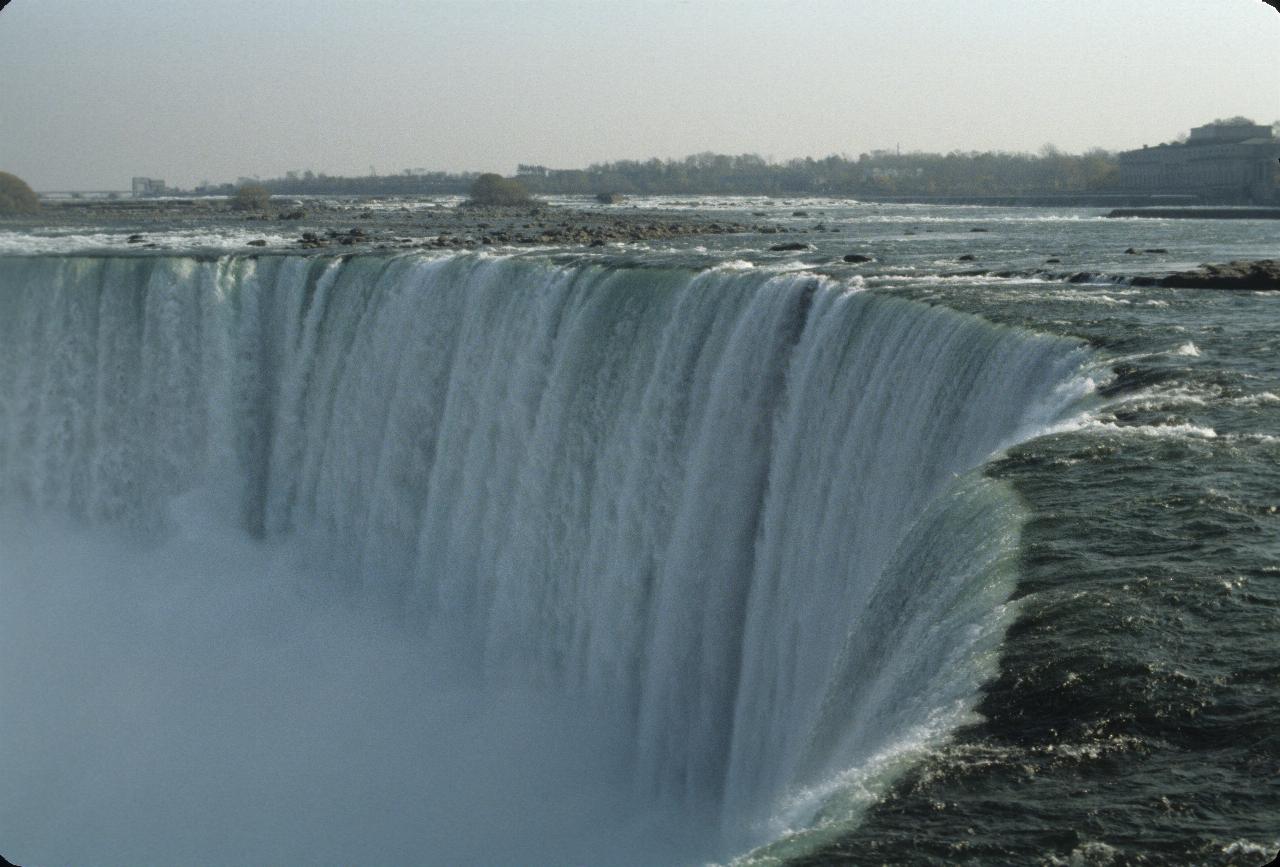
[647, 201, 1280, 865]
[0, 201, 1276, 866]
[736, 206, 1280, 865]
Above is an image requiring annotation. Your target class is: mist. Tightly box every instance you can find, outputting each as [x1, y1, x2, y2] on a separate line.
[0, 509, 699, 867]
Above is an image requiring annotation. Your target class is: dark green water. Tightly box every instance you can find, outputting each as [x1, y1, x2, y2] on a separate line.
[569, 200, 1279, 864]
[733, 205, 1280, 865]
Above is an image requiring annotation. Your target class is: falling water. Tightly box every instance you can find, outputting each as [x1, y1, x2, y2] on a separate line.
[0, 252, 1092, 864]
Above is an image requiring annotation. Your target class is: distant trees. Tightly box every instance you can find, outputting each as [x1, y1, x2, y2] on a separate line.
[0, 171, 40, 215]
[466, 173, 532, 206]
[251, 169, 475, 197]
[230, 184, 272, 211]
[233, 147, 1126, 201]
[512, 149, 1122, 198]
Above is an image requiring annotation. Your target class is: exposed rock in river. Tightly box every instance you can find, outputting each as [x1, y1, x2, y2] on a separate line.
[1159, 260, 1280, 291]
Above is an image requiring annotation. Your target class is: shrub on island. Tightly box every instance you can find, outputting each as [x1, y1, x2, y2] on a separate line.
[466, 173, 532, 207]
[230, 184, 272, 211]
[0, 172, 40, 215]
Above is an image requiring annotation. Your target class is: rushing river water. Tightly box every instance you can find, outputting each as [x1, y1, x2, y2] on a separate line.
[0, 201, 1276, 866]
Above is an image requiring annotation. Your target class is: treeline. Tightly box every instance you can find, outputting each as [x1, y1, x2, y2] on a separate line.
[196, 170, 479, 197]
[208, 148, 1119, 199]
[516, 149, 1119, 197]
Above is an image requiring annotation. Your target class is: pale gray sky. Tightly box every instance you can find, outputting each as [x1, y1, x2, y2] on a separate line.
[0, 0, 1276, 190]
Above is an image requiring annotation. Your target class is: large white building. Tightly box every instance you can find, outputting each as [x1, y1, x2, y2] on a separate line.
[131, 177, 167, 197]
[1117, 121, 1280, 204]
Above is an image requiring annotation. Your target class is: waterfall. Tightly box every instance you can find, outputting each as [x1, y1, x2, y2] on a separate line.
[0, 252, 1091, 861]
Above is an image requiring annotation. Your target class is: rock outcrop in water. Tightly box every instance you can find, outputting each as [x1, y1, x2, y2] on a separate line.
[464, 173, 533, 207]
[1159, 260, 1280, 291]
[0, 171, 40, 216]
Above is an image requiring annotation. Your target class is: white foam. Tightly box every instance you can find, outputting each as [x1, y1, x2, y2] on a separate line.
[0, 228, 298, 255]
[1234, 391, 1280, 406]
[1082, 420, 1218, 439]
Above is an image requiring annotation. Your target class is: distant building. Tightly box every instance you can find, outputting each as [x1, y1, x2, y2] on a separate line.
[1118, 121, 1280, 204]
[131, 177, 166, 197]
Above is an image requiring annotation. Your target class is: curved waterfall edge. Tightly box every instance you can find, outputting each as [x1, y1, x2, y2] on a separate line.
[0, 252, 1099, 864]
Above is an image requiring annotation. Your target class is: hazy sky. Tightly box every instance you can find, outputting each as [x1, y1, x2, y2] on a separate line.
[1, 0, 1276, 190]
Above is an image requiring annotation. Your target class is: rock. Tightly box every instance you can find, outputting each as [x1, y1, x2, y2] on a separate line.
[843, 254, 874, 263]
[969, 227, 989, 232]
[246, 239, 267, 247]
[770, 241, 814, 252]
[957, 254, 977, 262]
[1159, 260, 1280, 290]
[1125, 247, 1140, 254]
[792, 210, 809, 217]
[595, 192, 625, 204]
[277, 209, 306, 220]
[1045, 258, 1061, 264]
[127, 234, 145, 243]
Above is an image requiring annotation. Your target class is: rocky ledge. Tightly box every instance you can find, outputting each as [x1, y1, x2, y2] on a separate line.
[1158, 260, 1280, 291]
[2, 198, 789, 250]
